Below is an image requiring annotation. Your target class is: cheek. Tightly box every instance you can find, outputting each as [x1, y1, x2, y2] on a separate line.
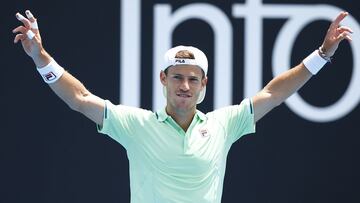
[167, 81, 177, 89]
[192, 82, 202, 89]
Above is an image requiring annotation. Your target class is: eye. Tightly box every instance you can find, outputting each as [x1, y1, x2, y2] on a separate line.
[189, 77, 200, 83]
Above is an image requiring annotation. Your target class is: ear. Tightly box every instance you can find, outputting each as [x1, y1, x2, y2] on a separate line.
[160, 70, 167, 85]
[201, 76, 208, 88]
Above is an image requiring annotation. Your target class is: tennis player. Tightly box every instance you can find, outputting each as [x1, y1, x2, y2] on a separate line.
[13, 10, 352, 203]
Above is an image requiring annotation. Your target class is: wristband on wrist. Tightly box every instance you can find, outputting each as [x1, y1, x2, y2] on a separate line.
[37, 59, 65, 83]
[302, 49, 328, 75]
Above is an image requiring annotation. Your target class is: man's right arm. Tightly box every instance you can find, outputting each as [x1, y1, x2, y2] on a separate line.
[49, 67, 105, 126]
[13, 10, 105, 126]
[43, 54, 105, 126]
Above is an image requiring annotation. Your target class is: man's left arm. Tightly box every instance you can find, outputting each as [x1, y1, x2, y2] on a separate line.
[252, 11, 353, 123]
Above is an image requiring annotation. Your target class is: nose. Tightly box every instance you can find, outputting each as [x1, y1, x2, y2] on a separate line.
[179, 79, 190, 91]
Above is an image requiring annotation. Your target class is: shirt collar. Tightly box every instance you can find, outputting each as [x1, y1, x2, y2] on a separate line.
[155, 108, 207, 122]
[156, 108, 169, 122]
[195, 110, 207, 121]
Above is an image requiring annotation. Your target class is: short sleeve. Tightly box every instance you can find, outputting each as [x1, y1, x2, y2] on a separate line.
[209, 98, 256, 144]
[97, 100, 153, 149]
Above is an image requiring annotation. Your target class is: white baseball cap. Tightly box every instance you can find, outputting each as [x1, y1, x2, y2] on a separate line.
[162, 45, 208, 104]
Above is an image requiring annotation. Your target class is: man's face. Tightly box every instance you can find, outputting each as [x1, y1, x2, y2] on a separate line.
[161, 65, 207, 112]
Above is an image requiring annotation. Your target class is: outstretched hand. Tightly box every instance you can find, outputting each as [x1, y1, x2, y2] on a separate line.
[13, 10, 43, 59]
[13, 10, 51, 67]
[321, 11, 353, 58]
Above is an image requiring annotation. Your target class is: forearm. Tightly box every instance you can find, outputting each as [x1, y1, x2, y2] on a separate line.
[30, 50, 105, 124]
[252, 63, 312, 122]
[262, 63, 312, 106]
[49, 71, 92, 111]
[33, 50, 91, 111]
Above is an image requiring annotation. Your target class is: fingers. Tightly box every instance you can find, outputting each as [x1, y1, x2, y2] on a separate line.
[328, 12, 353, 43]
[336, 25, 353, 42]
[14, 10, 39, 41]
[15, 12, 31, 29]
[26, 30, 35, 39]
[321, 12, 352, 57]
[25, 10, 39, 30]
[345, 35, 352, 42]
[337, 26, 354, 34]
[12, 25, 27, 34]
[337, 31, 352, 42]
[14, 34, 26, 43]
[13, 30, 35, 42]
[330, 12, 348, 30]
[25, 10, 35, 20]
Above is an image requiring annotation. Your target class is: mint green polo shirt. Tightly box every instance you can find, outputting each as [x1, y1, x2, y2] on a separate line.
[97, 98, 255, 203]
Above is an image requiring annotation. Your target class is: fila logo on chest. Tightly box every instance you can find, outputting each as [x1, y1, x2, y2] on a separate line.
[199, 128, 210, 138]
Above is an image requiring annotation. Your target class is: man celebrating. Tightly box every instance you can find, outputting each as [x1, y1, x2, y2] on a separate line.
[13, 10, 352, 203]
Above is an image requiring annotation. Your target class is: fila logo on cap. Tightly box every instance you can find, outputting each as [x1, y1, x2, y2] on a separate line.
[175, 59, 186, 63]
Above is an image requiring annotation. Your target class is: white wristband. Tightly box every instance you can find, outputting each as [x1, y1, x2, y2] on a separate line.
[37, 59, 65, 83]
[303, 50, 328, 75]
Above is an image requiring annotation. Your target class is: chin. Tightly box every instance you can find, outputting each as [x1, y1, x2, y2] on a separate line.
[175, 100, 196, 110]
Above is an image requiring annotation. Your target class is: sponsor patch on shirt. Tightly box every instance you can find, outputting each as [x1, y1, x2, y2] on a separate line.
[199, 128, 210, 138]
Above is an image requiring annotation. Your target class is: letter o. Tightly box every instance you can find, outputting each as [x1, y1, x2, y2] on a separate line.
[272, 7, 360, 122]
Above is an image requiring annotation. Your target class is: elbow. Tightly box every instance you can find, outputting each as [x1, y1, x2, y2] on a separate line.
[67, 96, 82, 112]
[272, 94, 283, 107]
[66, 92, 90, 113]
[264, 90, 284, 108]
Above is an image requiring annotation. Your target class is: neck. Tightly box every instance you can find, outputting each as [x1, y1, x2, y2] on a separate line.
[166, 106, 196, 132]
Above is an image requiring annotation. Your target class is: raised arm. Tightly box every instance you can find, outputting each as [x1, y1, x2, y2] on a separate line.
[13, 10, 105, 125]
[252, 11, 353, 123]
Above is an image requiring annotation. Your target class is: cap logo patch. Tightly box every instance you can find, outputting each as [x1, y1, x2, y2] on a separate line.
[175, 59, 186, 63]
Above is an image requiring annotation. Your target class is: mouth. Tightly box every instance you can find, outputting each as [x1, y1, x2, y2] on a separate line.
[176, 93, 191, 98]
